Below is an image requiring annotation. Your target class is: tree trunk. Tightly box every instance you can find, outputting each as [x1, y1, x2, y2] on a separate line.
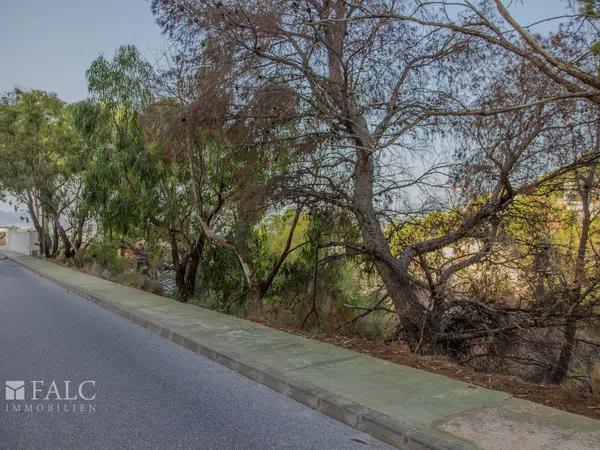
[257, 206, 304, 304]
[51, 225, 59, 258]
[352, 147, 427, 349]
[174, 263, 187, 300]
[550, 166, 594, 383]
[170, 231, 204, 302]
[73, 216, 85, 251]
[182, 247, 201, 301]
[55, 219, 74, 258]
[550, 317, 577, 383]
[324, 6, 430, 348]
[25, 192, 44, 256]
[170, 232, 188, 302]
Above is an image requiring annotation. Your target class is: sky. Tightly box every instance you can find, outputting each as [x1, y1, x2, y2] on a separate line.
[0, 0, 166, 103]
[0, 0, 574, 216]
[0, 0, 167, 216]
[0, 0, 571, 104]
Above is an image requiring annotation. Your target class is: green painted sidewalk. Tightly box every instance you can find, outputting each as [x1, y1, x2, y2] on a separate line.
[3, 250, 600, 449]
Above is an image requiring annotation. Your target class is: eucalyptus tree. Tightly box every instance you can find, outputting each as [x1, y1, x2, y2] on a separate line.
[78, 45, 208, 301]
[138, 97, 210, 301]
[76, 45, 156, 235]
[0, 89, 84, 257]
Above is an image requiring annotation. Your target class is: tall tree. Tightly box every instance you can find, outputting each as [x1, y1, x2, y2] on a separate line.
[152, 0, 599, 350]
[0, 89, 83, 257]
[153, 46, 307, 306]
[79, 45, 210, 301]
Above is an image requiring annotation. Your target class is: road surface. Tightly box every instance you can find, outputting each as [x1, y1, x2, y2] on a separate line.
[0, 258, 391, 449]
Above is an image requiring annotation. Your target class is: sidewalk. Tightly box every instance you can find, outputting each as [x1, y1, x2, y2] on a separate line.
[3, 250, 599, 450]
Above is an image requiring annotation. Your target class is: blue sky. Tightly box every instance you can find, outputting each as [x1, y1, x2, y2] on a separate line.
[1, 0, 167, 215]
[0, 0, 571, 103]
[0, 0, 166, 103]
[0, 0, 573, 215]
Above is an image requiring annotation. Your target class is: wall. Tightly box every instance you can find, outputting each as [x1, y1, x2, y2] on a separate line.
[0, 227, 39, 256]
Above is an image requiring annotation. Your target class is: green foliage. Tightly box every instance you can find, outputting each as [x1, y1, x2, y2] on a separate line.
[84, 238, 132, 275]
[75, 46, 173, 237]
[200, 240, 246, 309]
[0, 88, 86, 258]
[86, 45, 154, 110]
[0, 90, 78, 200]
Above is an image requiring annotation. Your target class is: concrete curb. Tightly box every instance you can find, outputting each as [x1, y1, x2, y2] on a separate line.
[3, 253, 467, 450]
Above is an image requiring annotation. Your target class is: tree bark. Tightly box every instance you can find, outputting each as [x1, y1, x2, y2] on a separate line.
[320, 7, 429, 348]
[351, 141, 427, 349]
[550, 165, 595, 382]
[55, 219, 74, 259]
[170, 231, 204, 302]
[51, 224, 59, 258]
[550, 317, 577, 383]
[25, 191, 44, 256]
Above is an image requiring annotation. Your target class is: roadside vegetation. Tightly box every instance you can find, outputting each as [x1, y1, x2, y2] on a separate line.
[2, 0, 600, 411]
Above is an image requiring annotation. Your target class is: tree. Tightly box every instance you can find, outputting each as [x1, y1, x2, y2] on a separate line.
[548, 162, 600, 382]
[77, 46, 206, 301]
[152, 0, 599, 350]
[372, 0, 600, 108]
[0, 89, 85, 258]
[152, 46, 308, 307]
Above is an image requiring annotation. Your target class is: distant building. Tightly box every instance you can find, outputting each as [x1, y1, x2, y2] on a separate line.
[0, 226, 40, 256]
[559, 180, 599, 213]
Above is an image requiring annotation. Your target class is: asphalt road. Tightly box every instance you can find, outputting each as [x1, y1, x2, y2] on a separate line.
[0, 258, 391, 449]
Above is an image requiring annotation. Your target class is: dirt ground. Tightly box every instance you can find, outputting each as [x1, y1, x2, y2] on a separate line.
[251, 320, 600, 421]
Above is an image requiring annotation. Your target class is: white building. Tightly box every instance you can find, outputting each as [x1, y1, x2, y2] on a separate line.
[0, 226, 40, 256]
